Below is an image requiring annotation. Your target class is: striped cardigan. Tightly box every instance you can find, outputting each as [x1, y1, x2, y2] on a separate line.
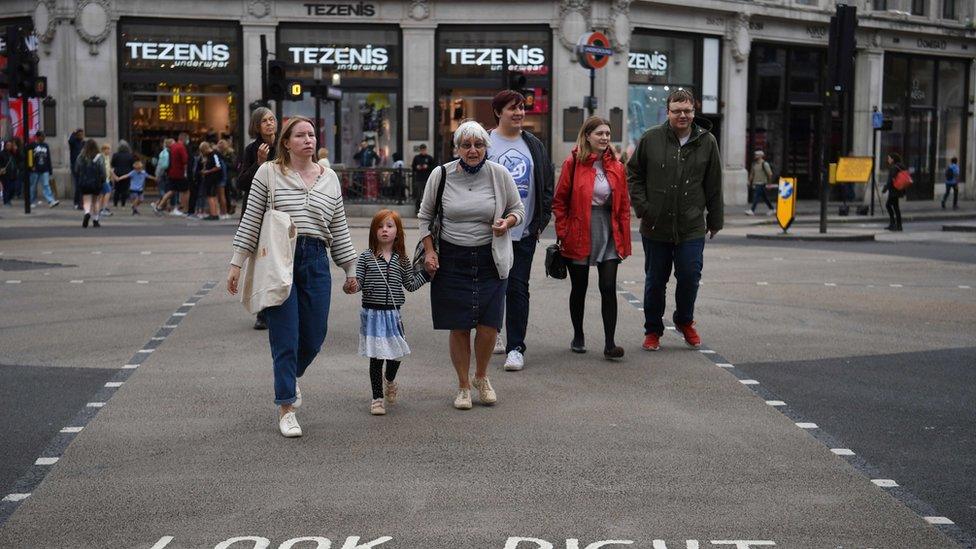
[355, 250, 429, 309]
[230, 162, 357, 275]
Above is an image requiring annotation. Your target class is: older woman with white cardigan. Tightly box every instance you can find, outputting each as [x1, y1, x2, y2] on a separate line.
[418, 120, 525, 410]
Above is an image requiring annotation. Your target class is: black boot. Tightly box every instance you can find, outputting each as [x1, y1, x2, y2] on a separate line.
[82, 213, 90, 228]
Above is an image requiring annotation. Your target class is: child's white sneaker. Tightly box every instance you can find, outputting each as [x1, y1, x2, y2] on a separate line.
[370, 398, 386, 415]
[384, 380, 398, 405]
[472, 377, 497, 405]
[453, 388, 473, 410]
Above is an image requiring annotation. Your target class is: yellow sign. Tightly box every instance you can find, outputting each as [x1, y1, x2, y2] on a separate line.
[829, 163, 837, 185]
[835, 156, 874, 183]
[776, 177, 797, 232]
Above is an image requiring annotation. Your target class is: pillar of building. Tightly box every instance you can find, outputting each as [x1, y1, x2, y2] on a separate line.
[852, 47, 884, 206]
[401, 24, 436, 158]
[720, 16, 750, 207]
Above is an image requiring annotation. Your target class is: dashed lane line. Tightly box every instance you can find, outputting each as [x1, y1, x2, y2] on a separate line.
[0, 281, 217, 526]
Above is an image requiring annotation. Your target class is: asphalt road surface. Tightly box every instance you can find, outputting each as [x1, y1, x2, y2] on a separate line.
[1, 207, 974, 548]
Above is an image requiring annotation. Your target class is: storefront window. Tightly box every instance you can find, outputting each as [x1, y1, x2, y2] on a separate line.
[278, 25, 400, 168]
[435, 26, 551, 163]
[118, 19, 242, 159]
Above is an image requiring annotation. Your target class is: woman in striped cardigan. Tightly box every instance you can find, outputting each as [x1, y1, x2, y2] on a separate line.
[227, 116, 359, 438]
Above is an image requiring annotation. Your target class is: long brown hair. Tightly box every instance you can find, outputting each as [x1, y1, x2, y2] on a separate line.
[273, 116, 315, 174]
[368, 209, 407, 263]
[575, 116, 612, 161]
[248, 106, 276, 140]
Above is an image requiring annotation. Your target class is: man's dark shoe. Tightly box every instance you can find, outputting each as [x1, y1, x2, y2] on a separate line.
[603, 346, 624, 360]
[641, 333, 660, 351]
[676, 322, 701, 348]
[253, 317, 268, 330]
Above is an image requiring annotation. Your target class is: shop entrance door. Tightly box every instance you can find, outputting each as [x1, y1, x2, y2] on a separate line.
[906, 108, 935, 200]
[785, 106, 820, 200]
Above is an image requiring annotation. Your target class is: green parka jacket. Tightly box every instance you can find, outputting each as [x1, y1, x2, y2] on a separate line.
[626, 118, 724, 243]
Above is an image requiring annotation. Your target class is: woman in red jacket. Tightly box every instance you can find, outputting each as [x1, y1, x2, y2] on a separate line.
[553, 116, 632, 359]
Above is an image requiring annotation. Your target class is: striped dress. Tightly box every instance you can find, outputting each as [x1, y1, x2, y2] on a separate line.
[230, 162, 357, 275]
[356, 250, 429, 360]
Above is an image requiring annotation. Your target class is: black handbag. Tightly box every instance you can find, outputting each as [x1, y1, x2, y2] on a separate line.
[412, 165, 447, 277]
[545, 156, 577, 279]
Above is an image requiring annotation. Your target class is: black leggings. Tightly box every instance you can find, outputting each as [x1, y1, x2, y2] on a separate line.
[568, 260, 619, 350]
[369, 358, 401, 399]
[886, 193, 902, 228]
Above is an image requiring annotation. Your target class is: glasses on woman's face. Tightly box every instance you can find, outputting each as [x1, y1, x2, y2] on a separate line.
[458, 141, 486, 150]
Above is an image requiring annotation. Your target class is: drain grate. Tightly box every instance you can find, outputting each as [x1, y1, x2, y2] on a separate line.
[0, 259, 74, 271]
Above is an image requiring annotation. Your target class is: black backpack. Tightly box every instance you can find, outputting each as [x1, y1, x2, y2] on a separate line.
[76, 157, 103, 193]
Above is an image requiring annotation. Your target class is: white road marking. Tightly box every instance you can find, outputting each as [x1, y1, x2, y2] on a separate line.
[756, 281, 768, 286]
[739, 379, 759, 385]
[889, 284, 903, 288]
[665, 326, 676, 330]
[700, 350, 716, 354]
[616, 290, 628, 294]
[831, 448, 855, 456]
[795, 422, 818, 429]
[91, 251, 102, 255]
[959, 285, 971, 289]
[41, 251, 52, 255]
[70, 280, 84, 284]
[825, 283, 837, 287]
[6, 280, 22, 284]
[105, 382, 124, 388]
[137, 349, 154, 354]
[173, 312, 187, 317]
[163, 324, 178, 328]
[86, 402, 105, 408]
[766, 401, 786, 406]
[150, 537, 175, 549]
[34, 457, 59, 466]
[924, 516, 955, 525]
[60, 427, 83, 433]
[151, 336, 165, 341]
[716, 363, 735, 368]
[2, 493, 30, 502]
[872, 479, 898, 488]
[773, 257, 784, 261]
[141, 251, 152, 255]
[137, 280, 150, 284]
[637, 308, 644, 311]
[122, 364, 139, 369]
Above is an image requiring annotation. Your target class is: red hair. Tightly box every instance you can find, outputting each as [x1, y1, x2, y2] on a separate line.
[368, 209, 407, 262]
[492, 89, 525, 121]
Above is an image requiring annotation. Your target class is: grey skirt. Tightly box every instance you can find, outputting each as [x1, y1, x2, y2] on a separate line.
[572, 205, 620, 266]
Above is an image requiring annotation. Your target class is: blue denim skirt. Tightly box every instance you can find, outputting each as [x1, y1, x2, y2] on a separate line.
[431, 239, 507, 331]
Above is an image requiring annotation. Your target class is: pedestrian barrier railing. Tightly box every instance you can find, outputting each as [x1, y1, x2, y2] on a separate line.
[332, 167, 413, 205]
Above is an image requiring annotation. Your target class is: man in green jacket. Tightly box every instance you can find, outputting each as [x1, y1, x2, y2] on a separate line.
[626, 89, 723, 352]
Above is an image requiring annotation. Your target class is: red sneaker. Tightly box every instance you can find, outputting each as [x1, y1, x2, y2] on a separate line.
[676, 322, 701, 347]
[642, 333, 661, 351]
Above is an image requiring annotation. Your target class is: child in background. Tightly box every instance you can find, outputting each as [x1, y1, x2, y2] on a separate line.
[354, 209, 429, 416]
[117, 160, 156, 215]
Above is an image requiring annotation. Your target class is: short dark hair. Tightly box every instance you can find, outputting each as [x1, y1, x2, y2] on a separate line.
[666, 89, 696, 108]
[492, 90, 525, 121]
[951, 157, 958, 163]
[418, 144, 427, 149]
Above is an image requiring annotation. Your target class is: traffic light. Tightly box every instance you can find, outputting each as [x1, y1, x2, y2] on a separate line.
[15, 53, 39, 98]
[827, 4, 857, 94]
[287, 81, 303, 101]
[267, 60, 287, 101]
[2, 26, 43, 98]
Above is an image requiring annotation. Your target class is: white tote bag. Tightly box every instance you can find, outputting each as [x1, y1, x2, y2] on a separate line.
[240, 166, 298, 313]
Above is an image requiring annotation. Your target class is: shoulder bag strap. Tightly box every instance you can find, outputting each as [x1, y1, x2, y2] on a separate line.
[371, 253, 399, 311]
[432, 164, 447, 228]
[266, 164, 276, 211]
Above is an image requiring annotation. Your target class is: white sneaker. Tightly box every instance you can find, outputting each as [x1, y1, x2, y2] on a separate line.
[293, 384, 302, 408]
[471, 377, 497, 405]
[767, 209, 776, 216]
[170, 208, 185, 217]
[504, 350, 524, 371]
[493, 336, 506, 355]
[278, 411, 302, 437]
[370, 398, 386, 415]
[744, 209, 755, 216]
[453, 388, 473, 410]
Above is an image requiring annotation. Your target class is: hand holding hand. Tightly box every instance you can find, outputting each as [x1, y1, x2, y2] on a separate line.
[492, 218, 509, 237]
[257, 143, 270, 163]
[227, 265, 241, 295]
[424, 251, 439, 276]
[343, 277, 359, 294]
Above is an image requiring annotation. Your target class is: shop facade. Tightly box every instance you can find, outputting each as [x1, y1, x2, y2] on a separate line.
[5, 0, 974, 206]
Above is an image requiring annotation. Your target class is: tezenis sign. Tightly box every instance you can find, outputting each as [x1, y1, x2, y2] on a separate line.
[288, 45, 389, 71]
[304, 2, 376, 16]
[125, 41, 231, 69]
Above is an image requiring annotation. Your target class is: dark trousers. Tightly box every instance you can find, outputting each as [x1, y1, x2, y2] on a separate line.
[113, 179, 130, 206]
[750, 184, 774, 211]
[942, 184, 959, 208]
[885, 193, 902, 228]
[504, 234, 537, 354]
[2, 178, 20, 204]
[264, 237, 332, 405]
[72, 171, 81, 207]
[642, 237, 705, 336]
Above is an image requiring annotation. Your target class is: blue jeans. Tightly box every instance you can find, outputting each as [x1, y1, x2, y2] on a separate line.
[505, 234, 537, 354]
[751, 184, 774, 211]
[264, 236, 332, 405]
[30, 172, 56, 204]
[642, 237, 705, 336]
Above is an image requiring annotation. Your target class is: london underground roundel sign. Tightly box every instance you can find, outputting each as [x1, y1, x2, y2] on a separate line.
[576, 31, 613, 70]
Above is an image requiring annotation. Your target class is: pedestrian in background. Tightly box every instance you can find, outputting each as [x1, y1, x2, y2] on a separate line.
[152, 138, 173, 215]
[390, 151, 405, 204]
[0, 140, 22, 206]
[627, 88, 723, 352]
[194, 141, 222, 221]
[69, 128, 85, 209]
[75, 139, 104, 228]
[111, 140, 135, 208]
[417, 119, 525, 410]
[353, 209, 430, 416]
[411, 143, 434, 212]
[216, 139, 237, 217]
[27, 131, 59, 208]
[116, 159, 155, 215]
[883, 152, 905, 231]
[316, 147, 330, 170]
[942, 156, 960, 210]
[237, 106, 278, 331]
[226, 116, 358, 438]
[746, 150, 775, 216]
[553, 116, 631, 359]
[98, 143, 114, 217]
[487, 89, 555, 370]
[162, 132, 190, 216]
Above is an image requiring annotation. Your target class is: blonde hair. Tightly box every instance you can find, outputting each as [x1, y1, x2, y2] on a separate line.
[273, 117, 316, 174]
[575, 116, 612, 161]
